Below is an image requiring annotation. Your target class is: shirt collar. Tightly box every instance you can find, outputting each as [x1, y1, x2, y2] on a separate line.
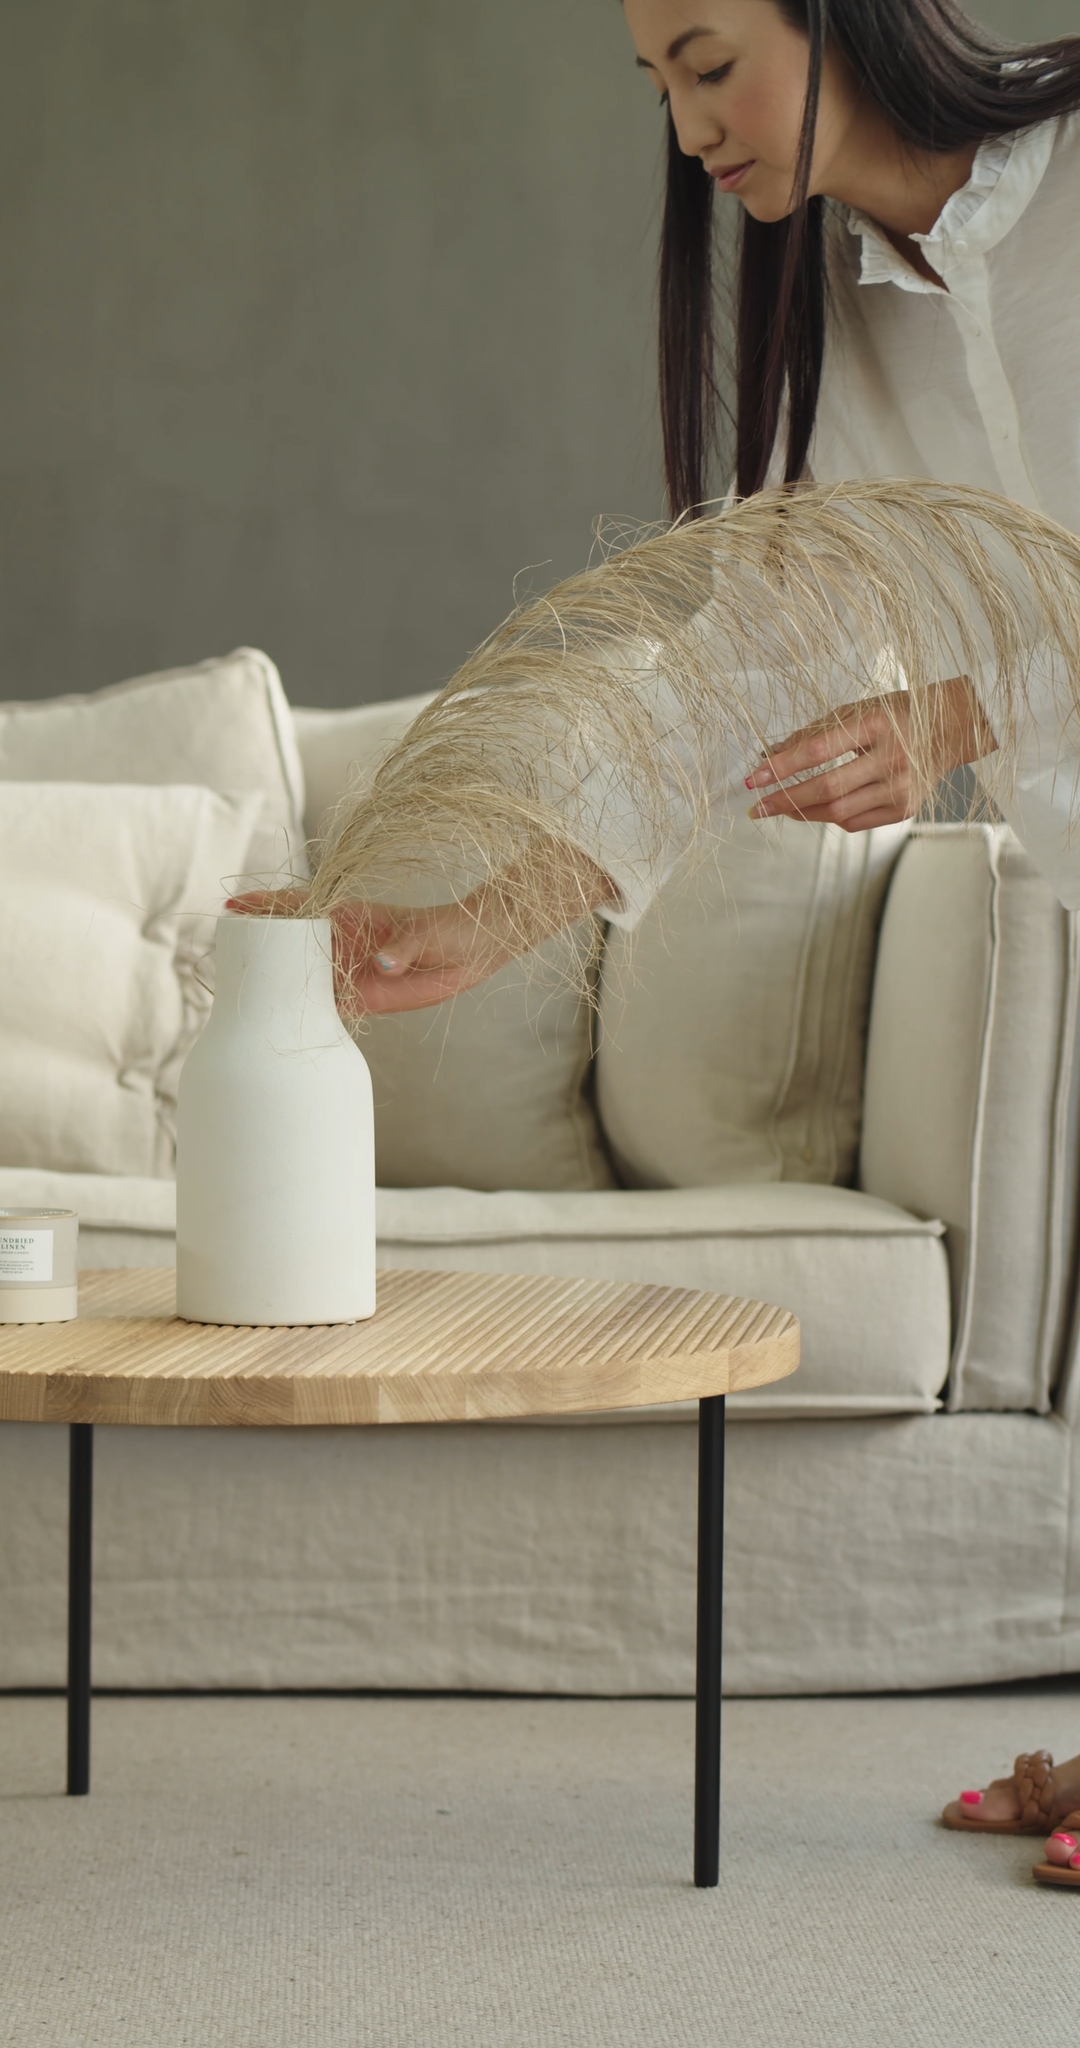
[840, 117, 1060, 289]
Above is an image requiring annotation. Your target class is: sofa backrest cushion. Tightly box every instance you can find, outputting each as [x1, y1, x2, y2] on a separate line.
[292, 699, 615, 1193]
[0, 782, 262, 1178]
[859, 825, 1080, 1413]
[595, 814, 910, 1189]
[0, 649, 306, 884]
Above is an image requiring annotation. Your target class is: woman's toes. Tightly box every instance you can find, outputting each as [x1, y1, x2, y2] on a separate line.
[1044, 1830, 1078, 1866]
[964, 1774, 1026, 1824]
[958, 1785, 1018, 1821]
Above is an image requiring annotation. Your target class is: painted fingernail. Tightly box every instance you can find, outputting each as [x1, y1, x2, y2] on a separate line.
[960, 1791, 984, 1806]
[374, 953, 400, 972]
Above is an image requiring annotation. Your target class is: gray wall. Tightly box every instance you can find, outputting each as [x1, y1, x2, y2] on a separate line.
[1, 0, 1076, 708]
[0, 0, 662, 707]
[976, 0, 1079, 29]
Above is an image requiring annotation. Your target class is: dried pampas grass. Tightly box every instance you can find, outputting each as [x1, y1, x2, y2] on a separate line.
[307, 479, 1080, 955]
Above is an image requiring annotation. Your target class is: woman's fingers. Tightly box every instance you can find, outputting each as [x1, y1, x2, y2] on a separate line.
[748, 697, 915, 826]
[749, 740, 890, 815]
[775, 789, 912, 829]
[224, 887, 310, 916]
[837, 806, 910, 833]
[752, 768, 912, 828]
[749, 761, 882, 821]
[745, 707, 875, 792]
[331, 908, 432, 1008]
[341, 961, 476, 1016]
[333, 901, 516, 1017]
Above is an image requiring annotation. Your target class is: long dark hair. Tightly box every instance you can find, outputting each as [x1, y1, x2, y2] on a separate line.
[659, 0, 1080, 516]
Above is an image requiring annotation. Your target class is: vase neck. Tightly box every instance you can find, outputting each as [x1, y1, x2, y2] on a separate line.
[212, 915, 339, 1044]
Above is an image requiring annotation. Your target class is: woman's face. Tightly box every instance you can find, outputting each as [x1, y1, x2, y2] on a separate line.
[623, 0, 861, 222]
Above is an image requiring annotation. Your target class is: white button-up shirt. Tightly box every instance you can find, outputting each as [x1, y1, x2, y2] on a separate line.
[811, 113, 1080, 905]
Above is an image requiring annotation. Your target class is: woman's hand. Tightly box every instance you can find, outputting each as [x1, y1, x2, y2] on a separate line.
[744, 676, 996, 831]
[226, 845, 618, 1017]
[224, 890, 519, 1015]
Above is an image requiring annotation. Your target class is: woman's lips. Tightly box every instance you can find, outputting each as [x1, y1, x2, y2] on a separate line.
[711, 160, 754, 192]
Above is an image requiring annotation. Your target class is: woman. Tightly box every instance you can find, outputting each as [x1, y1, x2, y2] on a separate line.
[628, 0, 1080, 1863]
[237, 1, 1080, 1859]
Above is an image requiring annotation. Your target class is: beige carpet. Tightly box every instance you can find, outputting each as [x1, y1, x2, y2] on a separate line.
[3, 1686, 1080, 2048]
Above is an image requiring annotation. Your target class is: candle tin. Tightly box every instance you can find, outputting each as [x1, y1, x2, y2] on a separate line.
[0, 1208, 78, 1323]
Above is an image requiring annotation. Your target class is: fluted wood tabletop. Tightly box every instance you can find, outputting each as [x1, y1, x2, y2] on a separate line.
[0, 1266, 799, 1427]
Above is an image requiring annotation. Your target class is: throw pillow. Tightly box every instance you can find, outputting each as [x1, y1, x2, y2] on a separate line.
[0, 782, 262, 1177]
[596, 812, 910, 1188]
[292, 698, 615, 1193]
[0, 648, 306, 884]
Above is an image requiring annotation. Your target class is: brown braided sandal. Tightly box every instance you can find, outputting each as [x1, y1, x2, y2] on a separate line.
[1034, 1810, 1080, 1888]
[942, 1750, 1064, 1834]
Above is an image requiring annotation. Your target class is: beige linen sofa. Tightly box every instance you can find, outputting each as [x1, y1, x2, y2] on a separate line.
[2, 652, 1079, 1698]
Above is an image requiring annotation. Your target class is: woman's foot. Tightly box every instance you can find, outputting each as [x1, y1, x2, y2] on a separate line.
[943, 1751, 1080, 1833]
[1042, 1823, 1080, 1868]
[1034, 1811, 1080, 1888]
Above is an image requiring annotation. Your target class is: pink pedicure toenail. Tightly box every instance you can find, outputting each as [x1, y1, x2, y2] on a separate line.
[960, 1790, 984, 1805]
[1070, 1854, 1080, 1869]
[1052, 1832, 1077, 1847]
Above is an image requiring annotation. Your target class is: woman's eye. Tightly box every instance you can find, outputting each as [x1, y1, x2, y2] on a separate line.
[697, 63, 733, 85]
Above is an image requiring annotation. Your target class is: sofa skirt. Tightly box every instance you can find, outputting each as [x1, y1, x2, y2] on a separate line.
[0, 1409, 1074, 1696]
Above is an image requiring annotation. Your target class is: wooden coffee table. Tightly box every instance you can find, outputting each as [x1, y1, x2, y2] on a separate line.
[0, 1264, 798, 1886]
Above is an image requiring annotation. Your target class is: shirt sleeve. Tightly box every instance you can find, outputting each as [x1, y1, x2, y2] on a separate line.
[552, 613, 839, 932]
[537, 640, 712, 932]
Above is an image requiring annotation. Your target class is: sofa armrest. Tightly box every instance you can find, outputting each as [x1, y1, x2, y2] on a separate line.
[859, 826, 1080, 1413]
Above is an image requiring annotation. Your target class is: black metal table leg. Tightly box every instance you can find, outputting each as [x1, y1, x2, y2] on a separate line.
[67, 1422, 93, 1795]
[694, 1393, 725, 1887]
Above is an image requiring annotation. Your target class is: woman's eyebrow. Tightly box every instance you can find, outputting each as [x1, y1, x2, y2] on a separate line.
[636, 28, 722, 71]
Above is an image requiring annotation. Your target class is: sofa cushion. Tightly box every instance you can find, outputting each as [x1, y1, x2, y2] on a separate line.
[596, 814, 909, 1189]
[0, 1169, 178, 1232]
[860, 824, 1080, 1414]
[374, 1183, 949, 1418]
[0, 784, 261, 1177]
[0, 1169, 177, 1271]
[0, 648, 306, 884]
[293, 697, 615, 1193]
[0, 1172, 948, 1418]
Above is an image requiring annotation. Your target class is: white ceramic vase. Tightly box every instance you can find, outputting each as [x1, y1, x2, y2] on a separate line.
[176, 915, 376, 1325]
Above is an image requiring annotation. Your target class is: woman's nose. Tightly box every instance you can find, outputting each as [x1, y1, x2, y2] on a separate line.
[667, 88, 725, 161]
